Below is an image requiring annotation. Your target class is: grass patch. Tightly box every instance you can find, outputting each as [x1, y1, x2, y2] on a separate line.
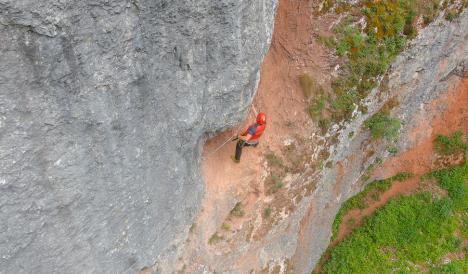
[387, 146, 398, 155]
[362, 157, 383, 182]
[430, 259, 468, 273]
[329, 0, 414, 120]
[208, 233, 223, 245]
[331, 172, 412, 240]
[322, 162, 467, 273]
[365, 112, 401, 141]
[314, 0, 450, 126]
[445, 8, 458, 21]
[230, 202, 245, 218]
[299, 74, 329, 124]
[435, 131, 468, 155]
[309, 95, 327, 120]
[221, 223, 231, 231]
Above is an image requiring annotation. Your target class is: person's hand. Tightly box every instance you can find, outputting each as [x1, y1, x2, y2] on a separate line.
[239, 135, 250, 141]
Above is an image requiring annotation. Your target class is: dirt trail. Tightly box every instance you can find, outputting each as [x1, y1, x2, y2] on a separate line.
[314, 77, 468, 273]
[179, 0, 339, 272]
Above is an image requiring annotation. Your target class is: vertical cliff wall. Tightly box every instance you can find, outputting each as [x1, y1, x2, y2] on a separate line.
[0, 1, 277, 273]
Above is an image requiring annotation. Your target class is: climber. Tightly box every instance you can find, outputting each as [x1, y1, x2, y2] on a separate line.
[231, 112, 267, 163]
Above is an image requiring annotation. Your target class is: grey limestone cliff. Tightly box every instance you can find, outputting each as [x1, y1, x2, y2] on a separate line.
[0, 0, 277, 273]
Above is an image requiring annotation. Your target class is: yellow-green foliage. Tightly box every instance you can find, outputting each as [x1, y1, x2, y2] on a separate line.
[208, 233, 223, 245]
[365, 112, 402, 140]
[330, 0, 416, 120]
[363, 0, 410, 39]
[230, 202, 245, 217]
[435, 131, 468, 155]
[221, 223, 231, 231]
[318, 0, 455, 125]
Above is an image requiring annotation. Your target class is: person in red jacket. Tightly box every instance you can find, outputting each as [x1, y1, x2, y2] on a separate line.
[232, 112, 267, 163]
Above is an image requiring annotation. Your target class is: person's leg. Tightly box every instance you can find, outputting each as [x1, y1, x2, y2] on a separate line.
[235, 140, 244, 161]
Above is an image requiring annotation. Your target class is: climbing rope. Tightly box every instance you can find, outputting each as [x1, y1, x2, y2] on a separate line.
[251, 103, 258, 117]
[203, 104, 257, 158]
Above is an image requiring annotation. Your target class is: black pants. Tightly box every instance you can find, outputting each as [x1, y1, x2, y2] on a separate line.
[235, 140, 258, 161]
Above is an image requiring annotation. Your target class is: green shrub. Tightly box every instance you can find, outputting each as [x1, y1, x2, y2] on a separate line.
[221, 223, 231, 231]
[323, 163, 467, 273]
[230, 202, 245, 217]
[208, 233, 223, 245]
[315, 0, 450, 127]
[331, 172, 412, 240]
[387, 146, 398, 155]
[430, 259, 468, 274]
[324, 0, 436, 123]
[434, 131, 467, 155]
[365, 112, 401, 140]
[308, 95, 327, 119]
[445, 9, 458, 21]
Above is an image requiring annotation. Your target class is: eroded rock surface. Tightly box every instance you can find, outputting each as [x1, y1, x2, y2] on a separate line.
[0, 1, 277, 273]
[292, 10, 468, 273]
[185, 3, 466, 273]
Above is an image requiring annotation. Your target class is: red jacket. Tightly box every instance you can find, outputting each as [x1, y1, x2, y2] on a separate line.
[243, 123, 266, 141]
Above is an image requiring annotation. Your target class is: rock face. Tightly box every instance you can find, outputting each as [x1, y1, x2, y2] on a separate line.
[0, 0, 277, 273]
[292, 10, 468, 273]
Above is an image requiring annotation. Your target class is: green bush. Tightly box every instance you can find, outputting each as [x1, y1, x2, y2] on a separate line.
[308, 95, 326, 119]
[316, 0, 450, 126]
[230, 202, 245, 217]
[322, 0, 447, 123]
[365, 113, 402, 140]
[208, 233, 223, 245]
[331, 172, 412, 240]
[430, 259, 468, 274]
[445, 9, 458, 21]
[323, 163, 467, 273]
[434, 131, 467, 155]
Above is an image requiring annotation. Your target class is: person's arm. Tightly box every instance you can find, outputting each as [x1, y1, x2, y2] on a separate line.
[239, 125, 255, 141]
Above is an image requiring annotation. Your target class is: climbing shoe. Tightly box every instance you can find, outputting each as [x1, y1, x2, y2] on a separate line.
[230, 155, 240, 164]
